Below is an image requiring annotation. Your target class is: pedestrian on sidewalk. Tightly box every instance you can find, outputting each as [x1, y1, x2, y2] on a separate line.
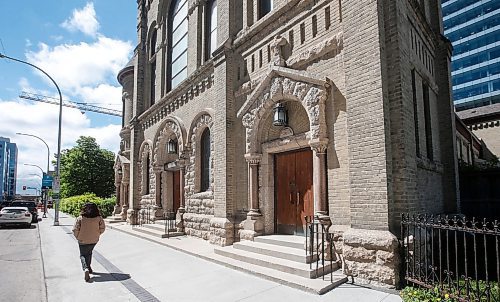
[72, 202, 105, 282]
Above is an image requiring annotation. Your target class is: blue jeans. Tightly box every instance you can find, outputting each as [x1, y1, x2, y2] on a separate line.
[78, 243, 96, 271]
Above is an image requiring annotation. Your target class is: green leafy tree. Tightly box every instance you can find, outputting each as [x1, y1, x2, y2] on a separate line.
[58, 136, 115, 198]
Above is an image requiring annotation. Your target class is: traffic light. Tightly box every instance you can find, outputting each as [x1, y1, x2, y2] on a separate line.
[23, 185, 26, 190]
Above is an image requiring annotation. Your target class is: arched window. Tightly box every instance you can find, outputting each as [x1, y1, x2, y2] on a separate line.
[200, 128, 211, 192]
[145, 153, 150, 195]
[206, 0, 217, 60]
[168, 0, 188, 91]
[150, 29, 157, 105]
[258, 0, 273, 19]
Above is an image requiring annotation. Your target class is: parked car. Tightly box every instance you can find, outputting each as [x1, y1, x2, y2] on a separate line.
[0, 207, 32, 228]
[0, 201, 12, 210]
[10, 201, 38, 222]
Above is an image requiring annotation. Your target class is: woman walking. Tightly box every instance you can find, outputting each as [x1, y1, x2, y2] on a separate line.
[72, 202, 105, 282]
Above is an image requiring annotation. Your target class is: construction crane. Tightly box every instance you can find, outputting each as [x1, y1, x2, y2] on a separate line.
[19, 91, 122, 117]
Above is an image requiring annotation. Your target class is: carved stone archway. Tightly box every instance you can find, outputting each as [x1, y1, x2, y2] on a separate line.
[152, 116, 188, 226]
[237, 66, 332, 238]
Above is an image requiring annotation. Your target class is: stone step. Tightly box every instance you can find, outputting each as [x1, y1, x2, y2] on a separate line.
[142, 222, 176, 232]
[132, 225, 183, 238]
[254, 234, 306, 250]
[233, 240, 317, 263]
[214, 245, 338, 278]
[104, 216, 125, 224]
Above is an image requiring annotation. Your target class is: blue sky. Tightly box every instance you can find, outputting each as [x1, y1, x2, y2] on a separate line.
[0, 1, 137, 194]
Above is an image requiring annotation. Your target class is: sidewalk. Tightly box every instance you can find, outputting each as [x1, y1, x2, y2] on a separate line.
[39, 210, 402, 302]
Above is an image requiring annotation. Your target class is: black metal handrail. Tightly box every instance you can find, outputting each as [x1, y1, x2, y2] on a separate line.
[163, 211, 176, 238]
[401, 213, 500, 302]
[305, 215, 335, 281]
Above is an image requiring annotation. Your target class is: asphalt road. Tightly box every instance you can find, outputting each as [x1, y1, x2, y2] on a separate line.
[0, 222, 47, 302]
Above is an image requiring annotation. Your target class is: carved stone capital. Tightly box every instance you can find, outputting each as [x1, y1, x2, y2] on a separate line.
[309, 138, 329, 154]
[244, 153, 262, 165]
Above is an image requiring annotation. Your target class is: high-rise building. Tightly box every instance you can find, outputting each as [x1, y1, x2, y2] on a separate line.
[0, 137, 17, 201]
[443, 0, 500, 111]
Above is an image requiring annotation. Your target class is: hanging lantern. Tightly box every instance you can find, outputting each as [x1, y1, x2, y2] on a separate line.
[167, 139, 177, 154]
[273, 102, 287, 126]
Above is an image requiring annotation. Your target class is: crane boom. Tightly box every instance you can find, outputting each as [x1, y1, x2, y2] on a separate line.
[19, 91, 122, 117]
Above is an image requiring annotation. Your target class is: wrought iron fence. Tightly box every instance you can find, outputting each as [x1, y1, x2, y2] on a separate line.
[163, 211, 176, 237]
[401, 214, 500, 302]
[305, 215, 335, 281]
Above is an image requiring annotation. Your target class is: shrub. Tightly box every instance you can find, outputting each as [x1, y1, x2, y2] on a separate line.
[60, 193, 116, 218]
[400, 287, 455, 302]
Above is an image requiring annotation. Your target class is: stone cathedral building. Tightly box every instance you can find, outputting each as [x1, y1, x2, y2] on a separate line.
[114, 0, 458, 288]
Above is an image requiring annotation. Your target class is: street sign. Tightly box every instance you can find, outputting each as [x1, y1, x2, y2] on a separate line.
[42, 174, 53, 189]
[52, 193, 60, 199]
[52, 176, 60, 193]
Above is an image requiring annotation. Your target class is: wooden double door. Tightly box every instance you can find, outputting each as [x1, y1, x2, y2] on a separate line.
[275, 149, 314, 235]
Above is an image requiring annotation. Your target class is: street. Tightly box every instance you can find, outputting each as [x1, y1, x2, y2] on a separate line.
[0, 223, 46, 302]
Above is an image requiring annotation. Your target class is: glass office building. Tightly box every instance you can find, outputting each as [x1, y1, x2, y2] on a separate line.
[443, 0, 500, 111]
[0, 137, 17, 201]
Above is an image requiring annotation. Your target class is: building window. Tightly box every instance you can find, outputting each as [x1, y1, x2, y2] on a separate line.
[143, 153, 150, 195]
[149, 28, 157, 105]
[258, 0, 273, 19]
[411, 69, 420, 157]
[422, 82, 433, 161]
[206, 0, 217, 60]
[168, 0, 188, 91]
[200, 128, 211, 192]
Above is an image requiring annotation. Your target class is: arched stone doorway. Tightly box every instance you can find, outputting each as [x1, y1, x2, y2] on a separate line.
[153, 117, 187, 226]
[237, 66, 332, 239]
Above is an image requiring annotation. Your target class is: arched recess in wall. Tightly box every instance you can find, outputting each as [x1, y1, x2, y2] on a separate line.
[187, 110, 215, 193]
[138, 140, 154, 196]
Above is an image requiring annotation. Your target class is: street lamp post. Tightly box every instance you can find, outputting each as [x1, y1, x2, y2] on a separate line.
[16, 133, 50, 173]
[24, 163, 44, 174]
[1, 52, 63, 226]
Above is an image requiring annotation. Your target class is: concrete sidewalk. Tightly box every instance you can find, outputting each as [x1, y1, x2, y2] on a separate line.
[38, 210, 402, 302]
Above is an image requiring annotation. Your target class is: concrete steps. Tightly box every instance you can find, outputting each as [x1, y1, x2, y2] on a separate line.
[104, 215, 125, 224]
[132, 221, 183, 238]
[214, 235, 345, 282]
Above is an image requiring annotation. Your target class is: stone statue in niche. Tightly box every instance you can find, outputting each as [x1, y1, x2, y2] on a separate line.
[270, 35, 287, 67]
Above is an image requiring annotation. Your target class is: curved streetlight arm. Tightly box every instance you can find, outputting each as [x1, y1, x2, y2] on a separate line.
[0, 53, 62, 177]
[24, 163, 44, 174]
[1, 52, 63, 226]
[16, 133, 50, 173]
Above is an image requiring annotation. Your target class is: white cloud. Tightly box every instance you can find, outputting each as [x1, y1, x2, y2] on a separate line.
[0, 99, 120, 195]
[26, 37, 132, 93]
[61, 2, 100, 37]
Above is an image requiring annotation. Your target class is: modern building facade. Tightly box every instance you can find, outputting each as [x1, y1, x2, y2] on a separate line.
[113, 0, 458, 288]
[443, 0, 500, 111]
[0, 137, 18, 201]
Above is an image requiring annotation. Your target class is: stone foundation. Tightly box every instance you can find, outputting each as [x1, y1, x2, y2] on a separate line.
[209, 217, 234, 246]
[342, 228, 400, 288]
[183, 213, 212, 240]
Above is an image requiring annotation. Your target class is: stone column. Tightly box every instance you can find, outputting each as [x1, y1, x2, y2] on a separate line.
[113, 181, 122, 215]
[310, 140, 329, 219]
[245, 153, 262, 216]
[240, 153, 264, 241]
[176, 159, 186, 232]
[153, 168, 163, 219]
[120, 182, 129, 221]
